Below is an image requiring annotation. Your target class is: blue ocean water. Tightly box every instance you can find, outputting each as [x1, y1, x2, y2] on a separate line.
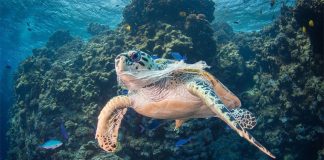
[214, 0, 295, 31]
[0, 1, 126, 157]
[0, 0, 300, 159]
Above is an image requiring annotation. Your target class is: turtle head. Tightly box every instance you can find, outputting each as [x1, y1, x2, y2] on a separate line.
[115, 50, 157, 74]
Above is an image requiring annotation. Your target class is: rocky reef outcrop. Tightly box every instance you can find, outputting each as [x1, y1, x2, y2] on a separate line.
[7, 0, 324, 159]
[230, 5, 324, 159]
[123, 0, 215, 27]
[295, 0, 323, 58]
[87, 23, 110, 36]
[123, 0, 216, 62]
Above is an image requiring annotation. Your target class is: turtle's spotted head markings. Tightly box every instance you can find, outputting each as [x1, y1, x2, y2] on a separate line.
[115, 50, 158, 74]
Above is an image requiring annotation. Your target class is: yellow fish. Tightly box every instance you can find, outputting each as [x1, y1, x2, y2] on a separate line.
[308, 19, 314, 27]
[179, 11, 187, 17]
[124, 24, 131, 32]
[302, 26, 306, 33]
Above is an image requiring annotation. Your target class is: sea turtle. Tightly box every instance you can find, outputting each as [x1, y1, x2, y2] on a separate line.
[96, 50, 276, 159]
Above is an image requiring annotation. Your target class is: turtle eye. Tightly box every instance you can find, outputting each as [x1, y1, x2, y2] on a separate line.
[130, 51, 141, 62]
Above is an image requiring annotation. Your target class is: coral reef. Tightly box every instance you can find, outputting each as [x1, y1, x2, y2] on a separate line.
[212, 22, 235, 45]
[87, 23, 110, 36]
[122, 22, 193, 58]
[7, 30, 124, 159]
[123, 0, 215, 27]
[295, 0, 324, 58]
[123, 0, 216, 62]
[183, 13, 216, 60]
[229, 5, 324, 159]
[7, 0, 324, 159]
[46, 30, 74, 50]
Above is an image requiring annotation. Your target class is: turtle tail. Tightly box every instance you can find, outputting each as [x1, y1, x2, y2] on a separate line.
[96, 96, 131, 152]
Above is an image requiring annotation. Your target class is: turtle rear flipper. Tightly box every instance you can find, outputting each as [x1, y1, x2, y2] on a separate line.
[187, 79, 276, 159]
[231, 108, 257, 129]
[96, 96, 132, 152]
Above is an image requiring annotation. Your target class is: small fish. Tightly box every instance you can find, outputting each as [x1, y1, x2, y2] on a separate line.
[39, 139, 63, 149]
[270, 0, 275, 7]
[120, 89, 128, 95]
[124, 24, 131, 32]
[115, 4, 120, 7]
[118, 88, 128, 95]
[179, 11, 187, 17]
[308, 19, 314, 27]
[139, 124, 145, 133]
[151, 55, 159, 60]
[60, 122, 69, 140]
[170, 52, 187, 61]
[27, 28, 32, 31]
[233, 21, 239, 24]
[175, 136, 192, 148]
[5, 64, 11, 69]
[26, 22, 30, 26]
[302, 26, 307, 33]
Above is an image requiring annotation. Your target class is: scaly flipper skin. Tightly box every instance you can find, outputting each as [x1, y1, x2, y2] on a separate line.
[199, 71, 241, 109]
[96, 96, 132, 152]
[181, 69, 241, 109]
[186, 79, 276, 159]
[231, 108, 257, 129]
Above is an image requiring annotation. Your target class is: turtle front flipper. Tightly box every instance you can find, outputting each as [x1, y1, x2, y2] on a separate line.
[199, 71, 242, 109]
[96, 96, 132, 152]
[186, 79, 276, 159]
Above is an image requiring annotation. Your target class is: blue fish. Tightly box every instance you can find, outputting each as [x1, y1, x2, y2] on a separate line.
[171, 52, 187, 61]
[139, 124, 145, 133]
[118, 89, 128, 95]
[175, 136, 193, 148]
[60, 122, 69, 140]
[5, 64, 11, 69]
[151, 55, 159, 60]
[39, 139, 63, 149]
